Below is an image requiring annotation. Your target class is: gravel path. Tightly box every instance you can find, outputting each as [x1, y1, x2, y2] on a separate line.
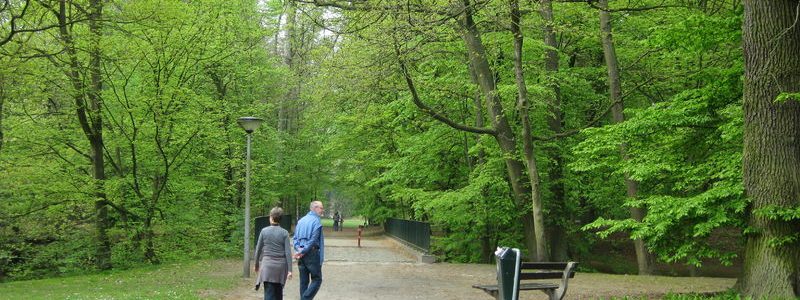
[221, 228, 735, 299]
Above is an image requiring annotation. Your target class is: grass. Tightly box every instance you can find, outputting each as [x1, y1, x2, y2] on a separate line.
[321, 217, 364, 229]
[663, 290, 747, 300]
[0, 259, 241, 300]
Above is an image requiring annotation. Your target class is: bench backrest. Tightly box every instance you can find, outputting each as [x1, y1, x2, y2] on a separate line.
[518, 262, 577, 280]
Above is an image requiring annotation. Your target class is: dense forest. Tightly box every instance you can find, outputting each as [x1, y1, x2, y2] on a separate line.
[1, 0, 798, 298]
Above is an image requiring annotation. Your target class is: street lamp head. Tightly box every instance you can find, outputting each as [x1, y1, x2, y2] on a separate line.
[237, 117, 263, 133]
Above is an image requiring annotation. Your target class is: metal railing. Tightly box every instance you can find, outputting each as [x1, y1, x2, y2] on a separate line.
[384, 218, 430, 252]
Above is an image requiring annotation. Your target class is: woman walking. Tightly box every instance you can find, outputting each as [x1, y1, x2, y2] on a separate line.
[255, 207, 293, 300]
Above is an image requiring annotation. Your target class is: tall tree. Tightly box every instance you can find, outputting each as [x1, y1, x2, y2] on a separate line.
[53, 0, 111, 270]
[278, 0, 297, 133]
[597, 0, 653, 275]
[740, 0, 800, 298]
[399, 0, 543, 258]
[509, 0, 548, 261]
[0, 70, 4, 152]
[538, 0, 570, 261]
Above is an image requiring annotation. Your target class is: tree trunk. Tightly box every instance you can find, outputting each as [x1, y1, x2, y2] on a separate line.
[57, 0, 111, 270]
[0, 80, 4, 152]
[208, 70, 237, 242]
[458, 0, 540, 257]
[539, 0, 569, 262]
[279, 0, 297, 132]
[143, 217, 158, 264]
[510, 0, 548, 261]
[741, 0, 800, 298]
[469, 63, 494, 263]
[89, 0, 111, 270]
[468, 60, 487, 166]
[598, 0, 653, 275]
[142, 174, 166, 264]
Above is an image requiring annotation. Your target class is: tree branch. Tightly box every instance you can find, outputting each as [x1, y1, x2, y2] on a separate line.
[99, 199, 142, 221]
[532, 97, 621, 141]
[561, 0, 685, 12]
[0, 0, 31, 47]
[394, 43, 496, 136]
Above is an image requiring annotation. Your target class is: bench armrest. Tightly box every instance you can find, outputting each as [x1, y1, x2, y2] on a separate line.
[553, 262, 578, 300]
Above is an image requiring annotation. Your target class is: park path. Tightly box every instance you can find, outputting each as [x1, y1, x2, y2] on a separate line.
[222, 227, 735, 300]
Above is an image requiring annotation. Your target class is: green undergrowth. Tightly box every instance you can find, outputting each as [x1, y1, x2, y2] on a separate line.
[647, 290, 747, 300]
[663, 290, 746, 299]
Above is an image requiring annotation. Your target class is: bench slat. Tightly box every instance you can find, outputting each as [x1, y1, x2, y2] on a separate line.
[518, 271, 576, 280]
[519, 282, 559, 290]
[520, 262, 571, 269]
[472, 282, 559, 292]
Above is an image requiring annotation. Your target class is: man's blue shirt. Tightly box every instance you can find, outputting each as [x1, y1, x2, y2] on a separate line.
[293, 210, 324, 262]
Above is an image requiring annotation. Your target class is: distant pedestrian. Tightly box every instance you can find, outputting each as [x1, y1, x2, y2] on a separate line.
[293, 201, 325, 300]
[336, 212, 344, 231]
[332, 211, 340, 232]
[254, 207, 293, 300]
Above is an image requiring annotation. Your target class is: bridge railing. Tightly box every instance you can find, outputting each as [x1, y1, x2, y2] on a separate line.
[384, 218, 430, 253]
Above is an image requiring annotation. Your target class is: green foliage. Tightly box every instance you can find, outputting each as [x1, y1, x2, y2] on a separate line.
[1, 0, 757, 282]
[413, 157, 525, 262]
[755, 205, 800, 222]
[577, 65, 745, 267]
[774, 92, 800, 103]
[0, 0, 281, 280]
[570, 6, 746, 268]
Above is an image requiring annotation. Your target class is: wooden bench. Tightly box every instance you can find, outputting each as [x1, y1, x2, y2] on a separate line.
[473, 260, 578, 300]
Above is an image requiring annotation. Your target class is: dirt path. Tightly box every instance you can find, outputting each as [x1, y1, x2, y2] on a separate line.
[220, 228, 735, 299]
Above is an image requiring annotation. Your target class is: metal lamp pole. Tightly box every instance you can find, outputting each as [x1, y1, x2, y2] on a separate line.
[237, 117, 263, 278]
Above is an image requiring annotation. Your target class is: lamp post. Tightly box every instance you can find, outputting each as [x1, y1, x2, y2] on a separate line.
[237, 117, 263, 278]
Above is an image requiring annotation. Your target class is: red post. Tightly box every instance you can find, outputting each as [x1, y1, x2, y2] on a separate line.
[357, 225, 363, 247]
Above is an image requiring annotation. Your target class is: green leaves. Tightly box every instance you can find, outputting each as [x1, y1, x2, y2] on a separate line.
[754, 205, 800, 222]
[572, 9, 745, 265]
[646, 12, 742, 54]
[0, 0, 282, 279]
[774, 92, 800, 104]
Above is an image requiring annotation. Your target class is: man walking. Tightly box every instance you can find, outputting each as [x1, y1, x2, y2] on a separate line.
[293, 201, 325, 300]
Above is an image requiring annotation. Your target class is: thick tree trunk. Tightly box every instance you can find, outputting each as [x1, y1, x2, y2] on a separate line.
[741, 1, 800, 298]
[510, 0, 548, 261]
[458, 0, 539, 257]
[598, 0, 653, 275]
